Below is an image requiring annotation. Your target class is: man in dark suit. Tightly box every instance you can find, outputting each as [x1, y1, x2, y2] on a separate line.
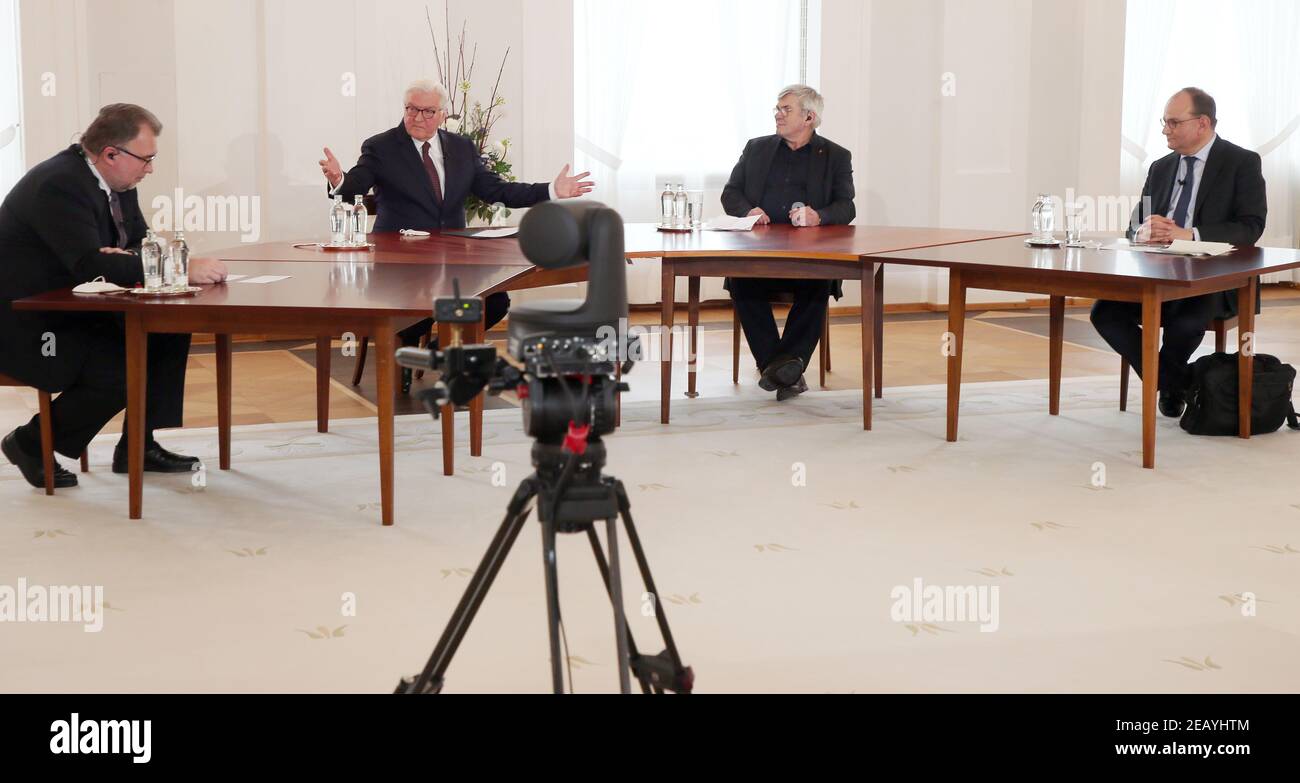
[0, 104, 228, 489]
[319, 80, 593, 391]
[1091, 87, 1267, 417]
[722, 85, 856, 400]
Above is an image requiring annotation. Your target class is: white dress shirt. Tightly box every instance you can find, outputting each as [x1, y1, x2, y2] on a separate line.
[1165, 134, 1216, 241]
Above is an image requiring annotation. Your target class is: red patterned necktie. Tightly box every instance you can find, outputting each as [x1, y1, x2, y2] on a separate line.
[421, 141, 444, 206]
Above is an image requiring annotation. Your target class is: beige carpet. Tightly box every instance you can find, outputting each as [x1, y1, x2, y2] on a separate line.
[2, 376, 1299, 693]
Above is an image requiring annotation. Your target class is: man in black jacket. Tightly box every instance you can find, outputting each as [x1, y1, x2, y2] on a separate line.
[1091, 87, 1267, 417]
[319, 80, 593, 391]
[0, 104, 228, 489]
[721, 85, 856, 400]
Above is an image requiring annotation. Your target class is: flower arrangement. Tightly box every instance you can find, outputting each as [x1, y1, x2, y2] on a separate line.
[428, 5, 514, 225]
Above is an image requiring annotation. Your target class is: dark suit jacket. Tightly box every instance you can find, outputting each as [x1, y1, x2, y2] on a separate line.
[332, 123, 551, 231]
[0, 144, 148, 386]
[1127, 135, 1267, 318]
[721, 133, 856, 298]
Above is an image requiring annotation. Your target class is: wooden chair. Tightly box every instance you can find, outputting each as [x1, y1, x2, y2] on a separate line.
[0, 374, 89, 495]
[730, 294, 834, 388]
[1118, 317, 1237, 410]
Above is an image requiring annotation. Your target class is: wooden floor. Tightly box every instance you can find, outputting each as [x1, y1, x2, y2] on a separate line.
[3, 288, 1300, 433]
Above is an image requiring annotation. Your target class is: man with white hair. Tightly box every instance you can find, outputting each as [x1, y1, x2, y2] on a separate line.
[320, 80, 594, 391]
[721, 85, 856, 401]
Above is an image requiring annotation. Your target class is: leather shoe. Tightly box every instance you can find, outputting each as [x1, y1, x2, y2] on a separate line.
[2, 430, 78, 489]
[1158, 389, 1186, 418]
[112, 443, 202, 474]
[776, 375, 809, 402]
[759, 356, 803, 392]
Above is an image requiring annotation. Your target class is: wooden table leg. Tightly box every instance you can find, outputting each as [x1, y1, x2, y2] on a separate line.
[315, 336, 331, 434]
[660, 259, 675, 424]
[1049, 295, 1064, 416]
[374, 327, 396, 526]
[861, 261, 876, 431]
[470, 317, 485, 457]
[686, 275, 700, 399]
[126, 313, 147, 520]
[216, 333, 232, 471]
[439, 321, 454, 476]
[1141, 289, 1160, 469]
[874, 264, 884, 399]
[946, 271, 965, 442]
[1238, 277, 1257, 439]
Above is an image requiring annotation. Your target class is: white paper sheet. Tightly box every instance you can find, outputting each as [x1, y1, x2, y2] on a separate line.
[1105, 238, 1234, 256]
[469, 227, 519, 238]
[703, 215, 762, 232]
[233, 275, 291, 284]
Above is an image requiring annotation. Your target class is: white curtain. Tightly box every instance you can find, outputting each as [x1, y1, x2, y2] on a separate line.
[0, 0, 23, 202]
[575, 0, 811, 302]
[1123, 0, 1300, 280]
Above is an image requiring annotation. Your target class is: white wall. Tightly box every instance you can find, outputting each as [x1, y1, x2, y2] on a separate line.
[17, 0, 1124, 307]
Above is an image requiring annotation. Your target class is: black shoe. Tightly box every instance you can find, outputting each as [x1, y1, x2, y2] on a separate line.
[776, 376, 809, 402]
[112, 443, 202, 474]
[401, 368, 413, 395]
[2, 430, 78, 489]
[1158, 389, 1186, 418]
[760, 356, 803, 392]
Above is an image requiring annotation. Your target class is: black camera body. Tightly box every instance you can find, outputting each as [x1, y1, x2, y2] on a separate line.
[395, 201, 633, 445]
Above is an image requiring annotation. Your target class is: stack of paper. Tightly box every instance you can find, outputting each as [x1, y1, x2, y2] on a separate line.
[1105, 238, 1234, 257]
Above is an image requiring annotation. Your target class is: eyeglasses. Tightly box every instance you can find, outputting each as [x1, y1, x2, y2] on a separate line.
[405, 105, 444, 120]
[112, 145, 157, 165]
[1159, 115, 1202, 131]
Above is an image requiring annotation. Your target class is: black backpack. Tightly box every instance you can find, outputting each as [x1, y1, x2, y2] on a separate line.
[1180, 352, 1300, 436]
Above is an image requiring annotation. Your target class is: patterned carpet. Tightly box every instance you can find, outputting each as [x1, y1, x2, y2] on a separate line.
[3, 376, 1299, 693]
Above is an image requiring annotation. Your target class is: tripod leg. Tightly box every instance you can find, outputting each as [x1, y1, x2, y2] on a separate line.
[541, 514, 566, 694]
[586, 526, 652, 694]
[405, 479, 538, 694]
[614, 480, 693, 692]
[605, 517, 633, 695]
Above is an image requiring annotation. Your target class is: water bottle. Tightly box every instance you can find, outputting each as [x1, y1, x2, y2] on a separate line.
[673, 184, 687, 227]
[169, 232, 189, 289]
[329, 195, 347, 245]
[141, 230, 163, 290]
[660, 184, 674, 226]
[352, 195, 368, 245]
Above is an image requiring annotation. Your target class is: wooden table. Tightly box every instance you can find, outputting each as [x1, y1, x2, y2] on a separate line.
[13, 259, 526, 525]
[617, 224, 1029, 428]
[866, 237, 1300, 467]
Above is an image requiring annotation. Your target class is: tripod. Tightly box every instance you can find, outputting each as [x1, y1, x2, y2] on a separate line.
[396, 439, 694, 694]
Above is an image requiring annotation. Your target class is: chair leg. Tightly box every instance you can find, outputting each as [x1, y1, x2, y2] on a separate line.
[1119, 358, 1129, 412]
[824, 310, 832, 372]
[1214, 320, 1228, 353]
[80, 452, 88, 473]
[351, 335, 369, 386]
[37, 390, 54, 496]
[732, 306, 741, 385]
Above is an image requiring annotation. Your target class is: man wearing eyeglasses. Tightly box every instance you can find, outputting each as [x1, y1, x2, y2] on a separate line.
[721, 84, 856, 401]
[318, 80, 593, 392]
[0, 103, 228, 489]
[1091, 87, 1267, 418]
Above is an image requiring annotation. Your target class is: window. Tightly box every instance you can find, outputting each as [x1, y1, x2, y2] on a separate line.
[575, 0, 819, 223]
[1121, 0, 1300, 251]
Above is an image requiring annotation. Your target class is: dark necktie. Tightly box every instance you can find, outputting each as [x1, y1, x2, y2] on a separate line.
[421, 141, 444, 206]
[108, 191, 128, 248]
[1170, 156, 1196, 229]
